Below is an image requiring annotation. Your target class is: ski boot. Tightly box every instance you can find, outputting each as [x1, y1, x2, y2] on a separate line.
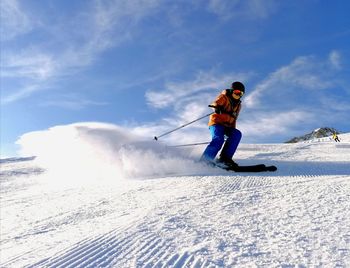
[217, 156, 239, 171]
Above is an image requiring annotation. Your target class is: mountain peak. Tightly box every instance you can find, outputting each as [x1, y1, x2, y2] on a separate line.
[285, 127, 340, 143]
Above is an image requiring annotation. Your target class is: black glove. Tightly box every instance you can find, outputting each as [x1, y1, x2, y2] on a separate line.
[209, 105, 223, 114]
[209, 105, 237, 117]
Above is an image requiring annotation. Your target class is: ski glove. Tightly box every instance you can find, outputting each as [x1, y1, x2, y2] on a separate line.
[209, 105, 237, 118]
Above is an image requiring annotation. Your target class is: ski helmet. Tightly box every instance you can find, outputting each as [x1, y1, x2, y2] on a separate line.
[231, 81, 245, 93]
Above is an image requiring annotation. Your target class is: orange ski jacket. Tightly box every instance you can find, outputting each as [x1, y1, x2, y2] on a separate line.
[208, 89, 241, 128]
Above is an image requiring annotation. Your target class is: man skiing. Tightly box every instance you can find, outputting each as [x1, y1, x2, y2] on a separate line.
[333, 132, 340, 142]
[200, 81, 245, 169]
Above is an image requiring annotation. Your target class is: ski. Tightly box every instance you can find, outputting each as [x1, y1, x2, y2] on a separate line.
[216, 163, 277, 172]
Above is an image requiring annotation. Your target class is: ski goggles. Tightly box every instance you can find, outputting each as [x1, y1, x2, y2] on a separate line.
[233, 89, 244, 97]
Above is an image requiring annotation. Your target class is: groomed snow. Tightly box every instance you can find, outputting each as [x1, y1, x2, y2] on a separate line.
[1, 126, 349, 267]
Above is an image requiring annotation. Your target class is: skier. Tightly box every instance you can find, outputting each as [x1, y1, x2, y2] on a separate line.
[200, 81, 245, 169]
[333, 132, 340, 142]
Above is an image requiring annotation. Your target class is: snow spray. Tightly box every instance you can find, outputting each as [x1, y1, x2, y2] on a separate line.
[16, 122, 207, 183]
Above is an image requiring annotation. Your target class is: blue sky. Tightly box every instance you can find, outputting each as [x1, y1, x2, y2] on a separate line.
[1, 0, 350, 157]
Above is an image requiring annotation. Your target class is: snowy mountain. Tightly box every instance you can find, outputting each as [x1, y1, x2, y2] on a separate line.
[1, 125, 350, 267]
[285, 127, 341, 143]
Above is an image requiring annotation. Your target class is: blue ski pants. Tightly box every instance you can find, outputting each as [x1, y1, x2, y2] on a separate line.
[201, 125, 242, 161]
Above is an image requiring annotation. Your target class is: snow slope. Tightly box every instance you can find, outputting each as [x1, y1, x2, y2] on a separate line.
[1, 128, 350, 267]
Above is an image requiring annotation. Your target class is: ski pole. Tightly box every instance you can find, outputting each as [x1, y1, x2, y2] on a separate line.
[154, 112, 213, 140]
[169, 141, 210, 147]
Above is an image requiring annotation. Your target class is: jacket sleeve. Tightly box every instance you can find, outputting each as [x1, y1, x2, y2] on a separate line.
[210, 94, 227, 109]
[208, 93, 240, 128]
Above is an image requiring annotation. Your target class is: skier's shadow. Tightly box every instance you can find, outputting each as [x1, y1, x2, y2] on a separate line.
[243, 160, 350, 177]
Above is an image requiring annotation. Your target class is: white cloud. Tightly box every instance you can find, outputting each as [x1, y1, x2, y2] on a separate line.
[71, 0, 163, 66]
[246, 0, 278, 19]
[1, 84, 44, 104]
[41, 97, 108, 110]
[207, 0, 278, 21]
[207, 0, 237, 20]
[1, 0, 164, 103]
[2, 50, 56, 80]
[239, 51, 349, 142]
[245, 53, 339, 108]
[1, 49, 57, 104]
[329, 50, 342, 70]
[239, 110, 313, 138]
[145, 70, 252, 108]
[0, 0, 34, 40]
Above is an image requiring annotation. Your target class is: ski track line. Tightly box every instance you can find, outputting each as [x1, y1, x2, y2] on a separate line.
[43, 231, 139, 268]
[162, 251, 192, 267]
[26, 226, 129, 267]
[138, 242, 177, 268]
[209, 175, 311, 199]
[136, 240, 171, 267]
[147, 250, 205, 268]
[152, 248, 210, 268]
[51, 225, 202, 268]
[219, 174, 349, 196]
[25, 217, 207, 268]
[28, 225, 172, 268]
[89, 233, 159, 268]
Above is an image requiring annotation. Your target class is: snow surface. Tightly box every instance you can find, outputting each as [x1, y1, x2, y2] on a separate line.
[1, 124, 350, 267]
